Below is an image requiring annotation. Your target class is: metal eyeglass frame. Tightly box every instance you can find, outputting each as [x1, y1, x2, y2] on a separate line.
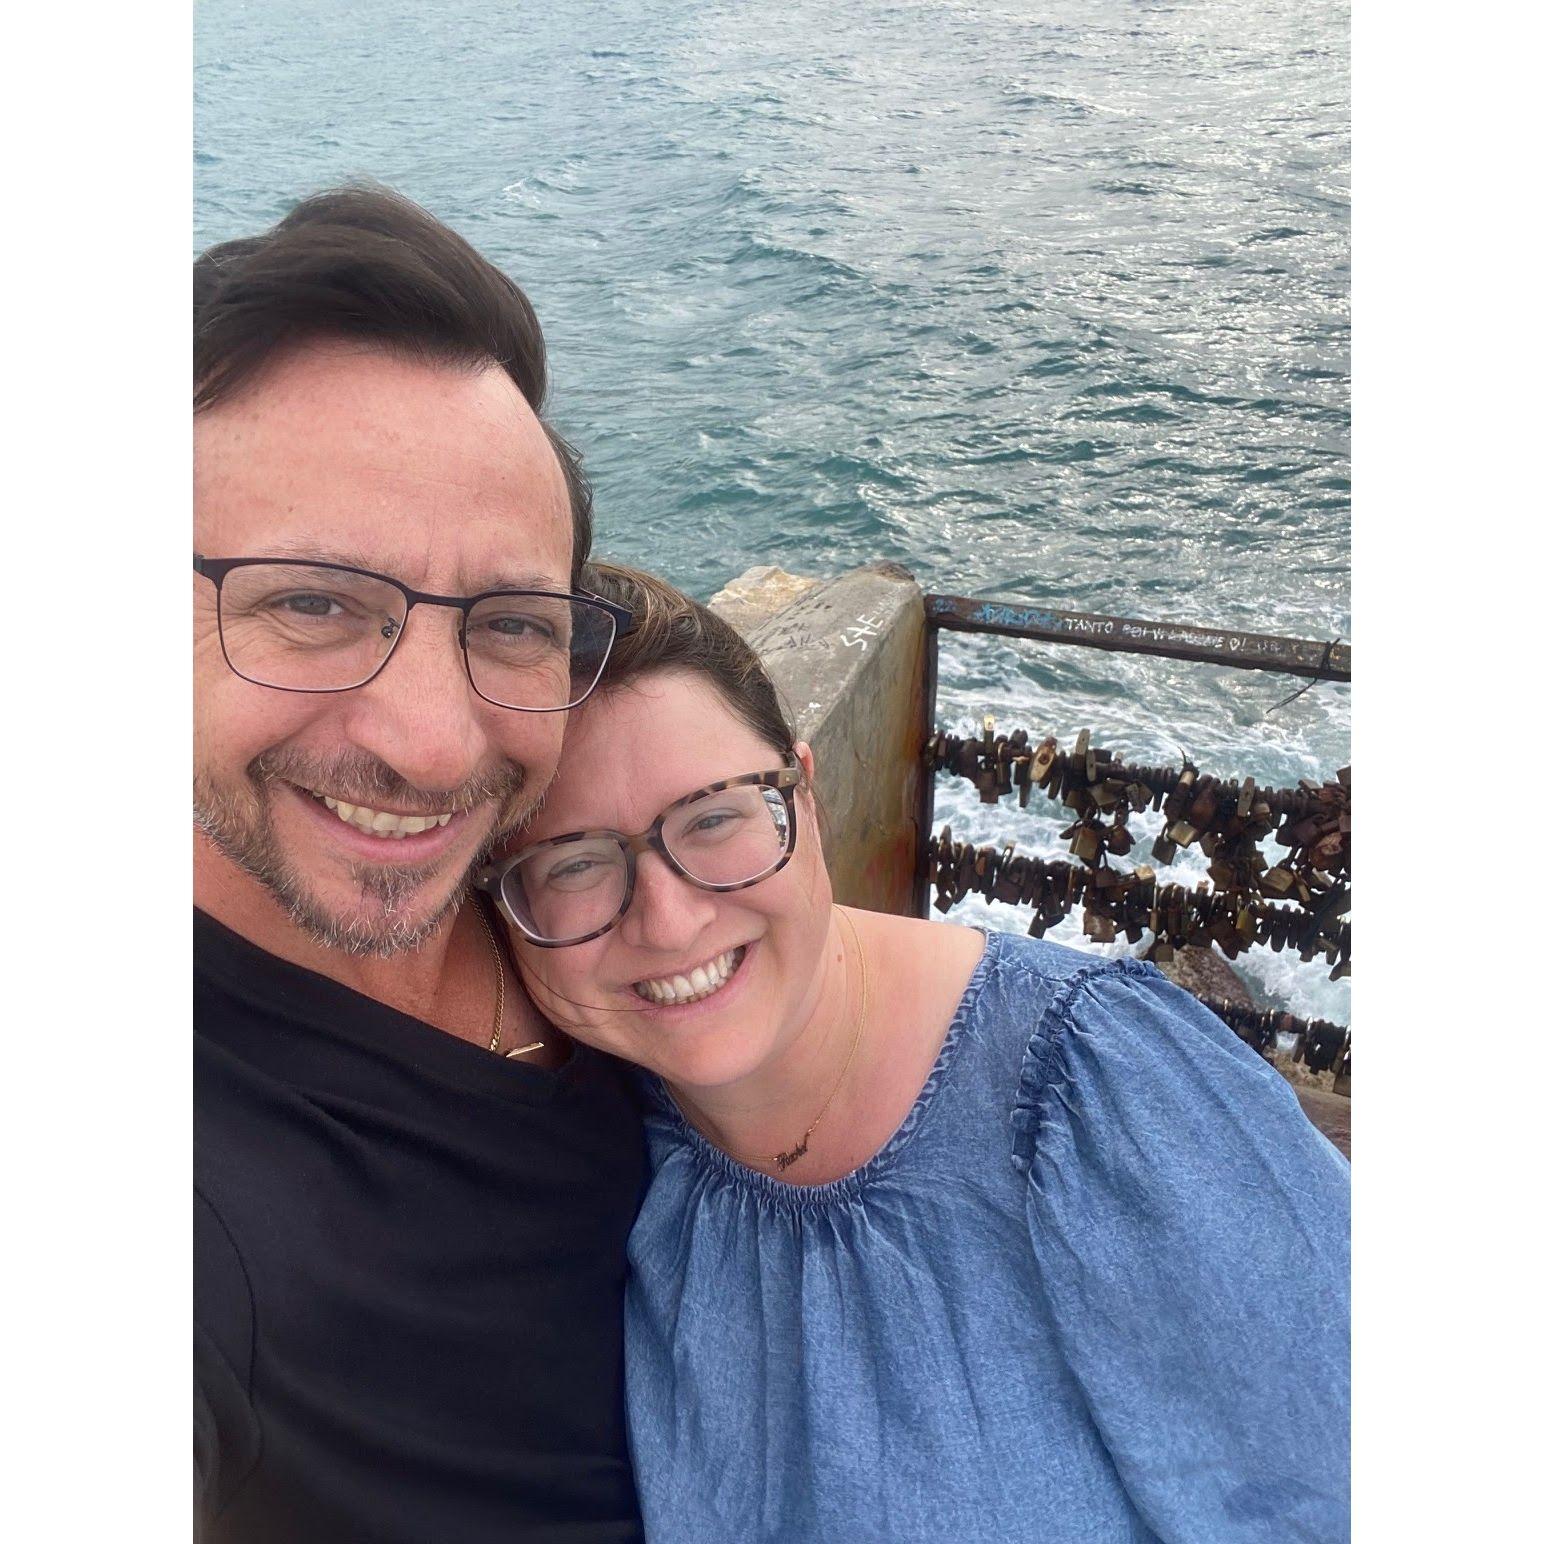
[476, 761, 803, 947]
[193, 554, 634, 712]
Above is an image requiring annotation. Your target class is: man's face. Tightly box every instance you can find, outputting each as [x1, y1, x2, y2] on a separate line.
[194, 342, 575, 956]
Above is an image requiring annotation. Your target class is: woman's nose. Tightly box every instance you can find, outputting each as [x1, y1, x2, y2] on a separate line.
[621, 850, 718, 955]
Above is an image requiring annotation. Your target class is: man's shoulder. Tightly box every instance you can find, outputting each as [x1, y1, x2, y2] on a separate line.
[195, 1185, 254, 1355]
[195, 1183, 263, 1524]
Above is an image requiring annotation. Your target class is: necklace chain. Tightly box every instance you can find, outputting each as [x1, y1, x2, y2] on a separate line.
[678, 910, 869, 1174]
[472, 899, 544, 1059]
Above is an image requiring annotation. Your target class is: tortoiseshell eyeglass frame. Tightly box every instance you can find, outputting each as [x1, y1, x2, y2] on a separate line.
[475, 759, 803, 948]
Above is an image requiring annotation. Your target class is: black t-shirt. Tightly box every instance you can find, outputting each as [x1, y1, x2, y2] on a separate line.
[194, 909, 647, 1543]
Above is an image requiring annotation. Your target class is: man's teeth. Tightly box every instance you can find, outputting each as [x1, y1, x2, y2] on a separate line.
[633, 948, 746, 1006]
[318, 794, 455, 838]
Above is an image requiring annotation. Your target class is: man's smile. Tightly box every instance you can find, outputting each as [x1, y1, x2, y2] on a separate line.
[280, 780, 486, 861]
[314, 792, 456, 837]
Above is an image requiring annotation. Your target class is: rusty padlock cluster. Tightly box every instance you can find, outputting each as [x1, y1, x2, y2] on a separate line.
[927, 838, 1145, 940]
[928, 832, 1348, 968]
[1259, 768, 1350, 905]
[1188, 995, 1348, 1066]
[925, 724, 1351, 980]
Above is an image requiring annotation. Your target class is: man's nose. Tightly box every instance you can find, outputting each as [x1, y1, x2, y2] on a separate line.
[620, 850, 718, 956]
[340, 605, 493, 793]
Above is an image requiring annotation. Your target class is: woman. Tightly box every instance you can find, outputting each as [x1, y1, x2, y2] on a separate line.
[478, 563, 1350, 1543]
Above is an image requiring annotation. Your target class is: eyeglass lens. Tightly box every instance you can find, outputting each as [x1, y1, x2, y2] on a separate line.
[502, 783, 793, 943]
[215, 562, 616, 710]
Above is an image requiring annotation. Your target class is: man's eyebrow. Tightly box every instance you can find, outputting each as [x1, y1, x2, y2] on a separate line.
[251, 542, 566, 593]
[257, 539, 385, 569]
[477, 568, 569, 592]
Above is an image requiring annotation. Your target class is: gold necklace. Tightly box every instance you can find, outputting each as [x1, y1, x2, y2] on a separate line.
[472, 898, 545, 1059]
[678, 910, 869, 1174]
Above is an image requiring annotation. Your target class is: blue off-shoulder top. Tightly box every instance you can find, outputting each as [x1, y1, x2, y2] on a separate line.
[624, 929, 1350, 1543]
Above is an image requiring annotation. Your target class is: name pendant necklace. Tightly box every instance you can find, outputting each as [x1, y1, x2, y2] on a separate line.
[677, 909, 869, 1174]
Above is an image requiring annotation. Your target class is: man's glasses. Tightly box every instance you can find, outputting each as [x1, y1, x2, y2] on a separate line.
[477, 764, 802, 947]
[194, 556, 632, 713]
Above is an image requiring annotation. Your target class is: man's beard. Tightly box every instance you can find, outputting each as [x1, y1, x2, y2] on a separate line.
[194, 746, 540, 958]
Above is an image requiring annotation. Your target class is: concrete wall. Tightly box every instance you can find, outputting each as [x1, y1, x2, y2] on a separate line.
[709, 563, 927, 917]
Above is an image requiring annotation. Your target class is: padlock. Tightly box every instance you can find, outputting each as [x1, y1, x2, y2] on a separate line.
[1188, 778, 1219, 831]
[1090, 780, 1121, 810]
[1083, 910, 1116, 944]
[1262, 865, 1294, 894]
[1069, 826, 1103, 864]
[1029, 736, 1057, 783]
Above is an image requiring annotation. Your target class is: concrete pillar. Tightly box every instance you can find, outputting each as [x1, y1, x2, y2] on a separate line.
[709, 562, 926, 916]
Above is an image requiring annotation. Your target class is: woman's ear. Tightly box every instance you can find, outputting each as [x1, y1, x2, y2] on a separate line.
[794, 740, 816, 785]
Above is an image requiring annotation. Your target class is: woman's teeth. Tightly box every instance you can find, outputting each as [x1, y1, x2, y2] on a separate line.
[315, 793, 455, 838]
[633, 947, 746, 1006]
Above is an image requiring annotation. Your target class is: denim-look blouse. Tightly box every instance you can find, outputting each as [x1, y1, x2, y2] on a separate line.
[625, 930, 1350, 1543]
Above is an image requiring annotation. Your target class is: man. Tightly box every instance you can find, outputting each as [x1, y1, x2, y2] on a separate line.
[194, 187, 646, 1542]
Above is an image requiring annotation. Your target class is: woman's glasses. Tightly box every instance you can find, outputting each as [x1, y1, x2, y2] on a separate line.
[477, 763, 801, 947]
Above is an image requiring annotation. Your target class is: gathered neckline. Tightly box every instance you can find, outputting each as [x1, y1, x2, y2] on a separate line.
[647, 928, 1002, 1212]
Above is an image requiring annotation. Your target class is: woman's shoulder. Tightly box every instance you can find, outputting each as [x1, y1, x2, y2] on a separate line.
[871, 916, 1121, 1005]
[836, 922, 1296, 1173]
[958, 926, 1169, 1044]
[983, 926, 1149, 987]
[867, 923, 1174, 1105]
[985, 931, 1344, 1180]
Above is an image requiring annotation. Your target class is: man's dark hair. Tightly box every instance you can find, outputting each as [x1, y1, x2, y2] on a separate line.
[194, 184, 593, 580]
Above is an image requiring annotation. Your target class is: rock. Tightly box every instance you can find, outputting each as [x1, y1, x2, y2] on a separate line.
[1293, 1085, 1351, 1159]
[1155, 945, 1255, 1008]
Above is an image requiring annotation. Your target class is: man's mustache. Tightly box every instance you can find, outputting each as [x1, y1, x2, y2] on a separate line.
[248, 747, 526, 818]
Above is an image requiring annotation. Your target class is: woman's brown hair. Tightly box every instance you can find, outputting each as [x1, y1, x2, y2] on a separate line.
[580, 562, 797, 753]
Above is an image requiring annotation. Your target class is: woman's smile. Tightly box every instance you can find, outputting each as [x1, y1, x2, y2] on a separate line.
[629, 942, 750, 1007]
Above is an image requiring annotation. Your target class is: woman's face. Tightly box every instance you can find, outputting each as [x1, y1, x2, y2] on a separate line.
[502, 668, 833, 1093]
